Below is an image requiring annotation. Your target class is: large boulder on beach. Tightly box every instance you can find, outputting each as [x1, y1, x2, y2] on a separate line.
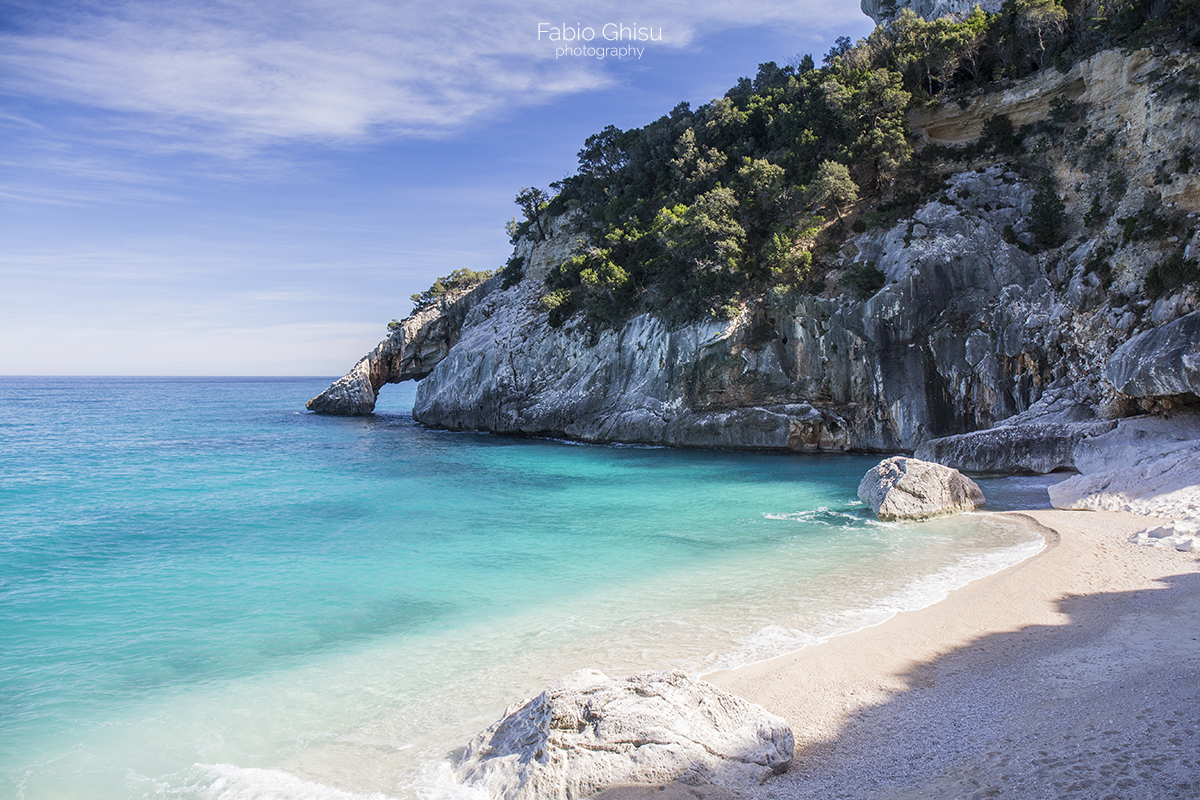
[858, 457, 985, 521]
[1047, 413, 1200, 520]
[455, 669, 794, 800]
[1046, 417, 1200, 522]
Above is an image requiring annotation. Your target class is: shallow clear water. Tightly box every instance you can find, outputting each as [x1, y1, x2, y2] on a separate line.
[0, 377, 1046, 800]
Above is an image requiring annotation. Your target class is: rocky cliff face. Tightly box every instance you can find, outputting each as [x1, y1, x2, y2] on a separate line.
[306, 282, 492, 415]
[311, 47, 1200, 458]
[861, 0, 1001, 26]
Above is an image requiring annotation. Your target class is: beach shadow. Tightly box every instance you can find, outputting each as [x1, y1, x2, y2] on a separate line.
[766, 570, 1200, 800]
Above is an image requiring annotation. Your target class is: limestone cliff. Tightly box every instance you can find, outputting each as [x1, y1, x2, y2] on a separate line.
[310, 47, 1200, 458]
[861, 0, 1001, 26]
[305, 282, 491, 415]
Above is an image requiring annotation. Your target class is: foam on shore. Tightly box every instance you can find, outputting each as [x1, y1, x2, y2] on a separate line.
[707, 509, 1200, 800]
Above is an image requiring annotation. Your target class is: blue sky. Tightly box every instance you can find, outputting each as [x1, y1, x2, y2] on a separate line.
[1, 0, 874, 375]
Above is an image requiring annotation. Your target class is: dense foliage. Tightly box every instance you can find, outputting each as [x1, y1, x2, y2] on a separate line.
[512, 0, 1200, 329]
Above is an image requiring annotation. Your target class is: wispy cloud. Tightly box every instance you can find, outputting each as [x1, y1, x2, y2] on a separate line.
[1, 0, 865, 153]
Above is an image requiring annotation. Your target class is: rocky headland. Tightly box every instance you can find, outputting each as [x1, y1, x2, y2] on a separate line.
[311, 45, 1200, 515]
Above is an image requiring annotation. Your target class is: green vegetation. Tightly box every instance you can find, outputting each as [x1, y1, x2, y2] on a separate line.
[501, 255, 525, 289]
[411, 268, 494, 311]
[810, 161, 861, 222]
[506, 188, 551, 244]
[1116, 193, 1188, 244]
[512, 0, 1200, 329]
[842, 262, 888, 299]
[979, 114, 1023, 156]
[1029, 177, 1067, 249]
[1144, 248, 1200, 297]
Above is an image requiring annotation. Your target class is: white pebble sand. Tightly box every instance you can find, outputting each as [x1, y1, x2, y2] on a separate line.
[599, 510, 1200, 800]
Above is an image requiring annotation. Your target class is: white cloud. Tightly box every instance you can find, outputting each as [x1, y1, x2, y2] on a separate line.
[0, 0, 868, 152]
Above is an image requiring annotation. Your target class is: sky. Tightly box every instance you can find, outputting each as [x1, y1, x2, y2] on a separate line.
[1, 0, 875, 376]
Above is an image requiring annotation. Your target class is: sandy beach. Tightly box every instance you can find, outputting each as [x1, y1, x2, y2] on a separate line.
[694, 509, 1200, 800]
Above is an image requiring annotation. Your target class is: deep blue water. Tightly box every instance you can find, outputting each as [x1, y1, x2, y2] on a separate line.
[0, 377, 1045, 799]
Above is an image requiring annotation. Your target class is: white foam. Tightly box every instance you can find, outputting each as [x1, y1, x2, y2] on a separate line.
[762, 506, 898, 528]
[153, 763, 395, 800]
[706, 518, 1045, 672]
[412, 761, 491, 800]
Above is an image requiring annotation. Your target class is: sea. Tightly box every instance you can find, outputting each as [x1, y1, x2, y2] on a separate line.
[0, 376, 1060, 800]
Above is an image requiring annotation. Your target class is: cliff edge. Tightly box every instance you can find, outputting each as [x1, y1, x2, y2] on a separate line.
[310, 46, 1200, 459]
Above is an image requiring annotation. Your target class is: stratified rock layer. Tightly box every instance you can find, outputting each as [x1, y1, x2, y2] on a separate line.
[456, 669, 794, 800]
[857, 457, 985, 521]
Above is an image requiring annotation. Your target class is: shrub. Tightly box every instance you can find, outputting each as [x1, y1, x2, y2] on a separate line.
[1029, 177, 1067, 249]
[1117, 194, 1172, 243]
[1144, 249, 1200, 297]
[1049, 95, 1086, 124]
[980, 115, 1023, 155]
[539, 288, 577, 327]
[842, 262, 886, 300]
[410, 267, 495, 311]
[501, 255, 525, 289]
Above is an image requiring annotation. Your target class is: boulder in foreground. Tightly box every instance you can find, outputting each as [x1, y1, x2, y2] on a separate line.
[858, 457, 986, 521]
[455, 669, 794, 800]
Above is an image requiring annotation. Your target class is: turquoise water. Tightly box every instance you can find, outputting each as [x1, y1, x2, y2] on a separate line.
[0, 377, 1044, 800]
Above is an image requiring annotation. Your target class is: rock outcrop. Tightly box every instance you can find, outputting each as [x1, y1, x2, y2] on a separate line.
[306, 283, 492, 415]
[1046, 413, 1200, 520]
[406, 163, 1059, 451]
[1105, 310, 1200, 399]
[912, 421, 1117, 474]
[857, 457, 985, 521]
[455, 669, 794, 800]
[913, 388, 1118, 473]
[861, 0, 1002, 26]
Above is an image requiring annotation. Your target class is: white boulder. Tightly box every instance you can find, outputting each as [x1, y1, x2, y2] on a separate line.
[455, 669, 794, 800]
[1048, 414, 1200, 521]
[1130, 519, 1200, 552]
[858, 457, 986, 521]
[1047, 445, 1200, 520]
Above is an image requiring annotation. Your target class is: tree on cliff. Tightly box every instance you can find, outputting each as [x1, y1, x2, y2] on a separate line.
[809, 161, 859, 223]
[506, 187, 551, 243]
